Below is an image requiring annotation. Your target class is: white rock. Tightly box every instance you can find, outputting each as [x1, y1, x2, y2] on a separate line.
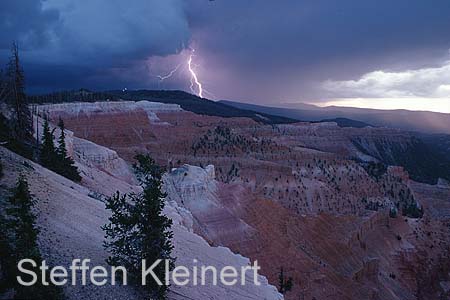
[37, 100, 183, 124]
[0, 141, 282, 300]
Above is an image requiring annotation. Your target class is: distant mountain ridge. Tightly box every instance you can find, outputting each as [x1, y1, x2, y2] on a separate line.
[27, 89, 376, 128]
[108, 90, 299, 124]
[28, 89, 450, 134]
[220, 100, 450, 134]
[28, 89, 298, 125]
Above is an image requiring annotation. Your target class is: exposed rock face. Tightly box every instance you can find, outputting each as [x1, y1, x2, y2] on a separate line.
[0, 141, 282, 299]
[164, 164, 256, 249]
[353, 258, 380, 283]
[33, 114, 138, 193]
[165, 164, 445, 300]
[437, 178, 450, 187]
[37, 101, 183, 162]
[38, 100, 182, 119]
[73, 136, 136, 185]
[34, 100, 450, 300]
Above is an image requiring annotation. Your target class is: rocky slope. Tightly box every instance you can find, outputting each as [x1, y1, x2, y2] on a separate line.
[165, 163, 450, 300]
[35, 100, 450, 300]
[0, 129, 282, 299]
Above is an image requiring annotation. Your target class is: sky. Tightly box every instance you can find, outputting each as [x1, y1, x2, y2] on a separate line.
[1, 0, 450, 113]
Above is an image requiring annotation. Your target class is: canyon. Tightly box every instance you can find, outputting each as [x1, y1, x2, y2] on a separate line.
[3, 99, 449, 300]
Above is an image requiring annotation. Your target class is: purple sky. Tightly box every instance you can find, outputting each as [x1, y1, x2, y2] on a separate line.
[1, 0, 450, 111]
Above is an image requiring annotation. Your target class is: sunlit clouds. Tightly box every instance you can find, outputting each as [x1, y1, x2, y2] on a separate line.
[313, 98, 450, 113]
[319, 60, 450, 113]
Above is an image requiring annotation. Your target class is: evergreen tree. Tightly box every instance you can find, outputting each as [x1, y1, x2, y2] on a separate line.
[5, 43, 33, 141]
[56, 118, 68, 160]
[7, 176, 39, 258]
[103, 154, 174, 299]
[402, 202, 424, 218]
[0, 43, 34, 158]
[38, 116, 81, 182]
[39, 116, 57, 169]
[278, 267, 293, 295]
[0, 176, 63, 299]
[56, 118, 81, 182]
[389, 206, 398, 218]
[0, 69, 6, 102]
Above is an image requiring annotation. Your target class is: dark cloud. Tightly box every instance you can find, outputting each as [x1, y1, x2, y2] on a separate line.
[1, 0, 450, 102]
[1, 0, 191, 92]
[197, 0, 450, 66]
[184, 0, 450, 102]
[0, 0, 59, 49]
[39, 0, 191, 65]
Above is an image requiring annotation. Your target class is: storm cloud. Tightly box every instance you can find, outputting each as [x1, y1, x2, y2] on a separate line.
[1, 0, 191, 91]
[0, 0, 59, 49]
[2, 0, 450, 104]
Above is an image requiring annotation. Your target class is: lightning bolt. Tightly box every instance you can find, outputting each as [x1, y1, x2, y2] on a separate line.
[151, 48, 209, 98]
[187, 50, 203, 98]
[156, 63, 181, 81]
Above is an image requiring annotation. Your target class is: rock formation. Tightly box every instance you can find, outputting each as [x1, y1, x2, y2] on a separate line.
[27, 100, 450, 300]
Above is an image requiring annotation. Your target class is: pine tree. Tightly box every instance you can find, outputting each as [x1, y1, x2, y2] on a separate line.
[134, 154, 174, 299]
[5, 43, 32, 140]
[0, 176, 39, 293]
[103, 154, 174, 299]
[0, 43, 34, 158]
[0, 69, 7, 102]
[0, 176, 63, 299]
[39, 116, 57, 169]
[278, 267, 293, 295]
[38, 116, 81, 182]
[7, 176, 39, 258]
[56, 118, 68, 160]
[56, 118, 81, 182]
